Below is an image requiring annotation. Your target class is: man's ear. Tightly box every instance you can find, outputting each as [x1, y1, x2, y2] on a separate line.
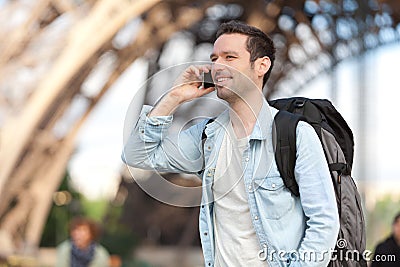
[255, 56, 271, 78]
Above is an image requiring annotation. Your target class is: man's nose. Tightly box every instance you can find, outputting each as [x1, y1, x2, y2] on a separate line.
[212, 62, 225, 72]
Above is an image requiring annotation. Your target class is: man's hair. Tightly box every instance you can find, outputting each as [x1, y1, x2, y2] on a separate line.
[216, 20, 276, 88]
[393, 212, 400, 225]
[69, 217, 101, 241]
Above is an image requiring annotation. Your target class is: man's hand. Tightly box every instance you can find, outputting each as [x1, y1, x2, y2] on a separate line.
[149, 65, 215, 117]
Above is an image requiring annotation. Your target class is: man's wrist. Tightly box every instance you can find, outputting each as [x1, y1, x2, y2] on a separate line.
[148, 93, 181, 117]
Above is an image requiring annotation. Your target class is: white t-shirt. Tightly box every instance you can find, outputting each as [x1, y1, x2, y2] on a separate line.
[212, 122, 267, 267]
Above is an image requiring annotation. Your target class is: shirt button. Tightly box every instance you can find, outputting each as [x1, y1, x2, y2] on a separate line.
[245, 157, 250, 162]
[254, 216, 259, 220]
[204, 232, 208, 236]
[207, 146, 211, 150]
[272, 183, 276, 188]
[263, 244, 267, 248]
[248, 185, 252, 190]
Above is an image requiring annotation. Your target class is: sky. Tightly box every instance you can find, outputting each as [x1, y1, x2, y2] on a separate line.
[68, 59, 148, 200]
[67, 42, 400, 202]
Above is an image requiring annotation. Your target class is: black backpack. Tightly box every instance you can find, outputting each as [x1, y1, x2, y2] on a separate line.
[268, 97, 366, 267]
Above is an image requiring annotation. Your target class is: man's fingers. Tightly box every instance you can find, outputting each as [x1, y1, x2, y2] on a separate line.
[187, 65, 212, 78]
[175, 65, 213, 88]
[198, 86, 215, 96]
[198, 64, 212, 73]
[187, 65, 201, 80]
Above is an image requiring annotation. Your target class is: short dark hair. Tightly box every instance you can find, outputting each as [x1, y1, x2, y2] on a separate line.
[69, 217, 101, 241]
[216, 20, 276, 88]
[393, 212, 400, 225]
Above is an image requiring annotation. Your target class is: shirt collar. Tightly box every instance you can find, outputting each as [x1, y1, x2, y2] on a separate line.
[205, 98, 276, 141]
[249, 99, 276, 140]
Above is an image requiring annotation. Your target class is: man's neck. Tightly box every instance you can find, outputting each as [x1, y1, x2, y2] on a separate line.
[229, 95, 263, 139]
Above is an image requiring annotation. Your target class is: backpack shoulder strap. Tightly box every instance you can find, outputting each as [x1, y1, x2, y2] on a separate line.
[273, 110, 305, 197]
[197, 118, 215, 175]
[201, 118, 215, 140]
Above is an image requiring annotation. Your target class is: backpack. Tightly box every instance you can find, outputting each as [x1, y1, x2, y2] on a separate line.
[268, 97, 366, 267]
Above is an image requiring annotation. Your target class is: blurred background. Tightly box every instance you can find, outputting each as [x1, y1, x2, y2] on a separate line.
[0, 0, 399, 266]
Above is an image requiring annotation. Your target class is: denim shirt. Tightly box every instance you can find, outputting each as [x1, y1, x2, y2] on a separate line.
[122, 99, 339, 267]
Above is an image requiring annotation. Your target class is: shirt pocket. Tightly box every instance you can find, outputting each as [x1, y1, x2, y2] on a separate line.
[253, 176, 295, 220]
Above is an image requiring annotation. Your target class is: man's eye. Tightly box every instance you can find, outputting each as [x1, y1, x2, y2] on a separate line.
[211, 57, 217, 62]
[226, 55, 236, 59]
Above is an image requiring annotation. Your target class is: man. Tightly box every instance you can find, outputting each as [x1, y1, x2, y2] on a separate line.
[372, 213, 400, 267]
[123, 20, 339, 267]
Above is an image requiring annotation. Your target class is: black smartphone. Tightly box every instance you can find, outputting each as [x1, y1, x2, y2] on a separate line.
[202, 71, 214, 88]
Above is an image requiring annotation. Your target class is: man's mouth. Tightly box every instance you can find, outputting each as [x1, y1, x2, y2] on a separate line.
[215, 76, 232, 86]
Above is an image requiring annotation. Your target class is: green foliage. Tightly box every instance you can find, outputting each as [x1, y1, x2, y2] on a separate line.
[40, 173, 82, 247]
[100, 203, 139, 258]
[40, 205, 69, 246]
[81, 197, 108, 221]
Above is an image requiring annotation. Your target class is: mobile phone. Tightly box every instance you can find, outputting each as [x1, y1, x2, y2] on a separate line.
[202, 72, 214, 88]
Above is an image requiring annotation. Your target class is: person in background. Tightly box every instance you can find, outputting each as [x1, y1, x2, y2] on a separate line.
[56, 217, 110, 267]
[371, 212, 400, 267]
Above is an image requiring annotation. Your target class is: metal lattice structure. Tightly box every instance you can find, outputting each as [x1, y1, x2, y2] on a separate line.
[0, 0, 399, 257]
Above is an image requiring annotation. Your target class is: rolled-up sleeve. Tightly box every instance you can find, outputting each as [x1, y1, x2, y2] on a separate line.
[122, 105, 205, 173]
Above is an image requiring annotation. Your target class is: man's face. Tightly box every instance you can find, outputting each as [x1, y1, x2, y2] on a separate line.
[393, 218, 400, 242]
[210, 33, 258, 101]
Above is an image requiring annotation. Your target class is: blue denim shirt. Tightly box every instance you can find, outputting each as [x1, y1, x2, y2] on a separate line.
[122, 99, 339, 267]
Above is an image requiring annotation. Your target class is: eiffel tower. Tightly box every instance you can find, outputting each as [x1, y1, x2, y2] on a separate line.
[0, 0, 399, 257]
